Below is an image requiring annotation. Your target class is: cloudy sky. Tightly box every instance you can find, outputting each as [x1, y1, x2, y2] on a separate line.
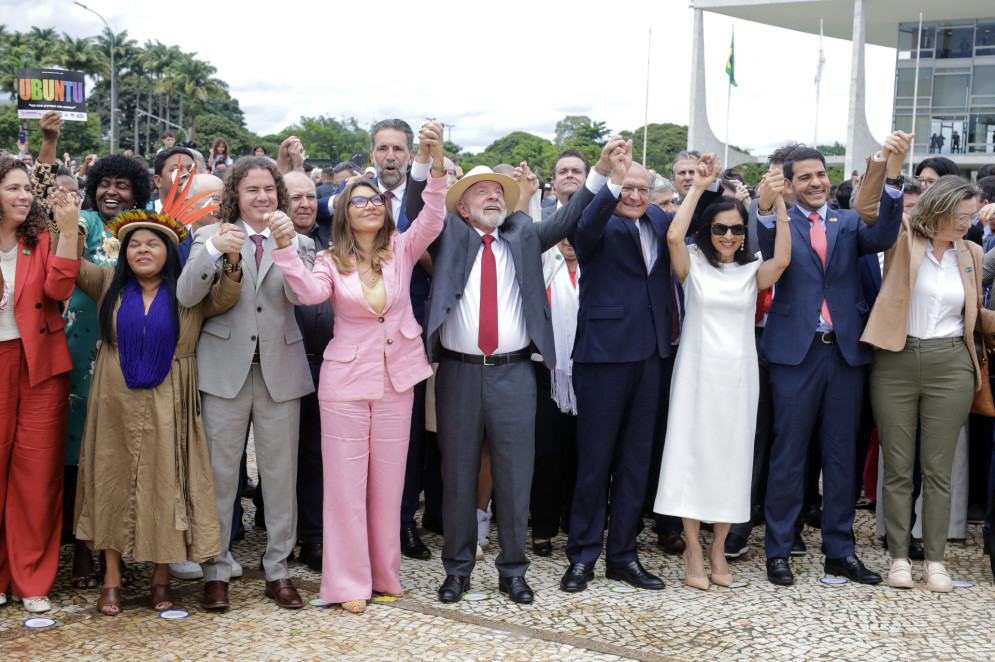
[5, 0, 898, 155]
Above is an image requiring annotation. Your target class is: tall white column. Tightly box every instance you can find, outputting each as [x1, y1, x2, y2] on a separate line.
[844, 0, 881, 175]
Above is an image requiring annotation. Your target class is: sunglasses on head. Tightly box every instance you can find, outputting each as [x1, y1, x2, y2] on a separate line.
[350, 194, 386, 208]
[710, 223, 747, 236]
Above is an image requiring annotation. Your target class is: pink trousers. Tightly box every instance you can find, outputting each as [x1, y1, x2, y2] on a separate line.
[318, 374, 413, 603]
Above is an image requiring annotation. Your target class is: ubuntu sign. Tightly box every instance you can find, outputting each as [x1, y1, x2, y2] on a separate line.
[17, 68, 88, 121]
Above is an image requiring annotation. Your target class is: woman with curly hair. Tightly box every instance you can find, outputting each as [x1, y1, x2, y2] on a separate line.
[34, 115, 153, 590]
[0, 158, 82, 613]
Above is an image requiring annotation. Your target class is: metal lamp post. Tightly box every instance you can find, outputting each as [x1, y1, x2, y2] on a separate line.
[74, 2, 117, 154]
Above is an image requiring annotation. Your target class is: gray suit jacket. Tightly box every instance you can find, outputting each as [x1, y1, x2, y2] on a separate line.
[413, 182, 595, 366]
[178, 222, 317, 402]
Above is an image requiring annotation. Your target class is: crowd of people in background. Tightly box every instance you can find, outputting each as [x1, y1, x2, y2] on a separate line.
[3, 110, 995, 619]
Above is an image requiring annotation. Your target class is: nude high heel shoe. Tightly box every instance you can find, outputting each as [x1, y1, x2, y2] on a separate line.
[683, 549, 710, 590]
[707, 544, 733, 587]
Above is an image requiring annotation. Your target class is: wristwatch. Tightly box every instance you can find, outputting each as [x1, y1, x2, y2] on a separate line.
[222, 255, 242, 273]
[885, 175, 904, 188]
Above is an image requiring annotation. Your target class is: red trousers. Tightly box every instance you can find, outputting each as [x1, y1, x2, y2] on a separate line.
[0, 339, 69, 597]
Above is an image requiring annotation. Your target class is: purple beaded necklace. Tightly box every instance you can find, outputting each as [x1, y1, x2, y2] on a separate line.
[116, 282, 176, 389]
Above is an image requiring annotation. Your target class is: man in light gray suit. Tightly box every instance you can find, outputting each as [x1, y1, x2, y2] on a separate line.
[178, 156, 316, 610]
[405, 137, 624, 604]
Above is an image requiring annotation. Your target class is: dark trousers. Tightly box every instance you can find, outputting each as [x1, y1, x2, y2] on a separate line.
[437, 358, 535, 578]
[296, 365, 323, 545]
[648, 352, 683, 533]
[531, 363, 577, 540]
[765, 340, 863, 559]
[568, 357, 661, 567]
[400, 380, 443, 529]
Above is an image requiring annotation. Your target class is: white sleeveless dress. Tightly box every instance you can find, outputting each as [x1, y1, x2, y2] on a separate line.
[654, 244, 761, 523]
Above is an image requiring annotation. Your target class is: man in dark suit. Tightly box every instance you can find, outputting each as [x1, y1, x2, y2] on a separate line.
[410, 139, 621, 604]
[561, 148, 720, 593]
[757, 142, 905, 586]
[284, 172, 333, 571]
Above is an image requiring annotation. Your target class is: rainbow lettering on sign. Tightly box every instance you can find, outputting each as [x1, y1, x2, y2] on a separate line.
[18, 77, 85, 103]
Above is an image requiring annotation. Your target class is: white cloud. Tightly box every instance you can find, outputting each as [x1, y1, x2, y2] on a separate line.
[4, 0, 899, 157]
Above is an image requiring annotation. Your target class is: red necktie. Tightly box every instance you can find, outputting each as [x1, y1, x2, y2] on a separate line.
[383, 190, 395, 210]
[808, 213, 833, 327]
[478, 234, 498, 356]
[251, 234, 265, 269]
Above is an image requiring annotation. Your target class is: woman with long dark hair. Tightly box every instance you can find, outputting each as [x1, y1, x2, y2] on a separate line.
[654, 161, 791, 590]
[51, 179, 242, 616]
[0, 158, 80, 614]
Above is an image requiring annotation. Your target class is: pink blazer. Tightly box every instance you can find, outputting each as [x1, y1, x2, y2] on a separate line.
[272, 175, 446, 401]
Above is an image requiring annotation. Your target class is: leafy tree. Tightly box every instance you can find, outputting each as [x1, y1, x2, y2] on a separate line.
[554, 115, 609, 148]
[277, 115, 370, 162]
[620, 123, 688, 175]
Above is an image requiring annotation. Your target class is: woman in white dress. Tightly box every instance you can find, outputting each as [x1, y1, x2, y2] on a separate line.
[655, 162, 792, 589]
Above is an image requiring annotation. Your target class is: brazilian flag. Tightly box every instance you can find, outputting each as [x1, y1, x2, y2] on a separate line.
[726, 34, 737, 87]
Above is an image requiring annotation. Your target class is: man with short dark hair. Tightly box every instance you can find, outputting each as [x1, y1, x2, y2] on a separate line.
[756, 135, 907, 587]
[546, 149, 589, 214]
[671, 150, 701, 201]
[152, 146, 195, 210]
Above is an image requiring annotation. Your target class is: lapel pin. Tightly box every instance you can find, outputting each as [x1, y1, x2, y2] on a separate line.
[22, 249, 30, 255]
[828, 217, 838, 223]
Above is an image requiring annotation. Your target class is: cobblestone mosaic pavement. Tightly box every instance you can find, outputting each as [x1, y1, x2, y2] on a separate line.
[4, 486, 995, 660]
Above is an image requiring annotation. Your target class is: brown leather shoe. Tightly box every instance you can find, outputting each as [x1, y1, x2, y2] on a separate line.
[265, 578, 304, 609]
[202, 580, 230, 610]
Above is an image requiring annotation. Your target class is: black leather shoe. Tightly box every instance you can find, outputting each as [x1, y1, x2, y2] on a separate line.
[401, 527, 431, 560]
[909, 538, 925, 561]
[803, 504, 822, 529]
[498, 575, 534, 604]
[299, 543, 323, 571]
[656, 530, 686, 554]
[605, 561, 665, 590]
[724, 533, 749, 558]
[422, 513, 444, 536]
[824, 555, 882, 584]
[533, 540, 552, 557]
[437, 574, 470, 603]
[560, 563, 595, 592]
[790, 532, 807, 556]
[766, 557, 794, 585]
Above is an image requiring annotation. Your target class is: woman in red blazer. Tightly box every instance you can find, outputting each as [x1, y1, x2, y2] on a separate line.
[0, 158, 81, 613]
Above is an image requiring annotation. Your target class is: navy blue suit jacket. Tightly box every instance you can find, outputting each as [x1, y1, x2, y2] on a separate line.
[758, 197, 902, 367]
[571, 185, 717, 363]
[859, 253, 882, 308]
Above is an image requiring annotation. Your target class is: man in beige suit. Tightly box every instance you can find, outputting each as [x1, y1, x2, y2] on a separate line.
[178, 157, 316, 610]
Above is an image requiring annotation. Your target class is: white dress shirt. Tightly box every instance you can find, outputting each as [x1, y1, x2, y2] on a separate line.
[907, 241, 965, 339]
[439, 226, 529, 355]
[204, 223, 299, 262]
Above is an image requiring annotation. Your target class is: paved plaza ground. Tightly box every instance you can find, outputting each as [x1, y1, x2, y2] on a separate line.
[4, 498, 995, 661]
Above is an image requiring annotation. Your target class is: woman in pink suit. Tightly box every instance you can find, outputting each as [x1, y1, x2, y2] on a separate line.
[270, 123, 447, 614]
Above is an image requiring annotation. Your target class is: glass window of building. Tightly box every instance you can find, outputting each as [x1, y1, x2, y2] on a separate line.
[937, 24, 975, 58]
[977, 21, 995, 56]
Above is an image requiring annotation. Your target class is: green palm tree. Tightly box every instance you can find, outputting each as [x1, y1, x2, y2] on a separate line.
[58, 34, 106, 76]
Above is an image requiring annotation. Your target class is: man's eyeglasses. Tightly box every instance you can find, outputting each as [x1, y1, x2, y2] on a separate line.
[710, 223, 747, 236]
[351, 194, 386, 208]
[621, 185, 650, 196]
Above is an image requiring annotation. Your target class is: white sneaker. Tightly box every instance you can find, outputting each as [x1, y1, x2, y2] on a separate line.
[477, 507, 492, 551]
[23, 596, 51, 613]
[475, 543, 484, 561]
[169, 560, 204, 580]
[924, 560, 953, 593]
[886, 558, 913, 589]
[231, 559, 243, 579]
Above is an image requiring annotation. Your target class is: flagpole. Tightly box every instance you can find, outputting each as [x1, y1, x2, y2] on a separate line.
[724, 25, 733, 166]
[814, 19, 824, 146]
[908, 12, 924, 174]
[643, 29, 651, 167]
